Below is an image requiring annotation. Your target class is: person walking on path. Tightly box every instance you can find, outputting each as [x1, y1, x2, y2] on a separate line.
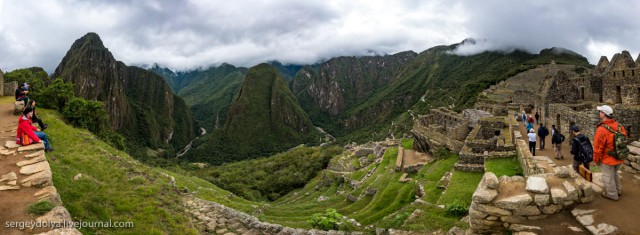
[534, 112, 540, 124]
[570, 125, 592, 172]
[551, 125, 565, 159]
[528, 129, 537, 156]
[521, 111, 527, 125]
[593, 105, 626, 201]
[537, 123, 549, 150]
[526, 119, 534, 132]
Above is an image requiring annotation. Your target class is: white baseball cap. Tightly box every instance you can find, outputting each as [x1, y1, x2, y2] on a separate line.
[597, 105, 614, 116]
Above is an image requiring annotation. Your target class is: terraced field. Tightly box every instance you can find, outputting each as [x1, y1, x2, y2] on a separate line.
[168, 144, 483, 232]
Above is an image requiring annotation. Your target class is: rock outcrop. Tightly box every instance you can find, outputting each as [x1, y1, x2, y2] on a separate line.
[53, 33, 196, 150]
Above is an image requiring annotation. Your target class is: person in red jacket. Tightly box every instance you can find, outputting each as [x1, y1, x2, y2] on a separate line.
[17, 107, 54, 152]
[593, 105, 625, 201]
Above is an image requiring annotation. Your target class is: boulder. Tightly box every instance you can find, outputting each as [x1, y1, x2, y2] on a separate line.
[19, 161, 50, 175]
[483, 172, 499, 189]
[472, 188, 498, 204]
[585, 223, 619, 235]
[0, 172, 17, 182]
[494, 194, 533, 210]
[525, 176, 549, 194]
[550, 188, 567, 205]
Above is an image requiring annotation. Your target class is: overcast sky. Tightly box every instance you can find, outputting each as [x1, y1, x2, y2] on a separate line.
[1, 0, 639, 73]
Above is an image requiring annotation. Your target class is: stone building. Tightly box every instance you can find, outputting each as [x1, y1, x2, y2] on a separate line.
[541, 51, 640, 140]
[412, 108, 470, 154]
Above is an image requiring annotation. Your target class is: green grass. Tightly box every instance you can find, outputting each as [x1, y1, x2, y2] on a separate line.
[27, 201, 56, 215]
[37, 107, 199, 235]
[401, 138, 414, 149]
[438, 171, 483, 206]
[485, 157, 523, 176]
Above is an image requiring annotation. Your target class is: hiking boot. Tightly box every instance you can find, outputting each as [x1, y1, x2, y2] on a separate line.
[45, 148, 55, 153]
[41, 124, 48, 131]
[601, 192, 618, 201]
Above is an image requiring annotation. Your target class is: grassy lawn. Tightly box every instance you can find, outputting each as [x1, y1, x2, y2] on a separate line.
[485, 157, 523, 177]
[401, 138, 414, 149]
[39, 108, 199, 234]
[438, 171, 483, 206]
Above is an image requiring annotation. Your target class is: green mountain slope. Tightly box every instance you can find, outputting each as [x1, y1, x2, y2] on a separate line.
[296, 43, 590, 142]
[52, 33, 197, 154]
[184, 63, 321, 165]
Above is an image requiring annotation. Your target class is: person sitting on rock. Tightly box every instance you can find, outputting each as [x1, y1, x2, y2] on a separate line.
[24, 100, 47, 131]
[14, 83, 29, 106]
[17, 107, 54, 152]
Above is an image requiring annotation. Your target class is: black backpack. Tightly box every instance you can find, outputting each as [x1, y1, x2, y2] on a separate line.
[574, 137, 593, 163]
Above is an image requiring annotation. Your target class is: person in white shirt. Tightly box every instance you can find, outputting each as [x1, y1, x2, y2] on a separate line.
[527, 129, 537, 155]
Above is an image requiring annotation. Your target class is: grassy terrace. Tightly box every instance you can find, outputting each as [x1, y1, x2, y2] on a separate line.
[30, 97, 480, 233]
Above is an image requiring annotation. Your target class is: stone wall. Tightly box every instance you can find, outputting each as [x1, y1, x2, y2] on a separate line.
[184, 196, 365, 235]
[469, 171, 595, 234]
[546, 103, 599, 140]
[601, 51, 640, 105]
[0, 68, 4, 97]
[546, 103, 640, 140]
[412, 108, 470, 154]
[4, 81, 17, 97]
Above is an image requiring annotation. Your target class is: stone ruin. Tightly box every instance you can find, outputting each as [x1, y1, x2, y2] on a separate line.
[539, 51, 640, 140]
[412, 108, 470, 155]
[455, 116, 517, 172]
[395, 146, 432, 173]
[412, 108, 517, 173]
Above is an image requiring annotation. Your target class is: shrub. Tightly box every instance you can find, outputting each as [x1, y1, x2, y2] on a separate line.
[308, 208, 345, 231]
[36, 78, 75, 110]
[434, 147, 452, 160]
[27, 201, 55, 215]
[445, 200, 468, 217]
[62, 98, 109, 133]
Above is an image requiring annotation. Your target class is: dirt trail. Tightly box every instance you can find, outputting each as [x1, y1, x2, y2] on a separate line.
[517, 114, 640, 234]
[0, 102, 48, 235]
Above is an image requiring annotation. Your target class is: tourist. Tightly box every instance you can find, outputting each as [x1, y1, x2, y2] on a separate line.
[570, 125, 592, 172]
[593, 105, 625, 201]
[14, 83, 29, 106]
[534, 111, 540, 124]
[537, 123, 549, 150]
[24, 100, 47, 131]
[521, 111, 527, 125]
[16, 107, 54, 152]
[551, 125, 565, 159]
[526, 119, 534, 132]
[527, 129, 536, 156]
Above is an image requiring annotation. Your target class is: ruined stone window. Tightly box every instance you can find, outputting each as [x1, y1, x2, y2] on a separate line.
[616, 86, 622, 103]
[580, 87, 585, 100]
[613, 72, 616, 77]
[622, 70, 626, 77]
[633, 70, 636, 76]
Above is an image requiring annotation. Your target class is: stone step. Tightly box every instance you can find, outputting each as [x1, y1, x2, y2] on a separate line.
[455, 163, 485, 172]
[18, 142, 45, 152]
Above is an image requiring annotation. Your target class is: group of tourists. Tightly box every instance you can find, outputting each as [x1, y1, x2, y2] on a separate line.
[524, 105, 626, 201]
[14, 83, 54, 152]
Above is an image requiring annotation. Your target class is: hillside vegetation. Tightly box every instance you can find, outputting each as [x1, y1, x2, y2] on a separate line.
[184, 64, 321, 165]
[31, 101, 493, 233]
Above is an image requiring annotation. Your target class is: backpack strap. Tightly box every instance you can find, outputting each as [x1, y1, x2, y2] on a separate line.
[599, 123, 616, 133]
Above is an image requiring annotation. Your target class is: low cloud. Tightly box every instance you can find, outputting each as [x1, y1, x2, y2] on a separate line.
[1, 0, 639, 73]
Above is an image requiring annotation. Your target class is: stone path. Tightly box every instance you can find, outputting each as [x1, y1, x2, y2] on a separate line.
[517, 113, 640, 234]
[0, 102, 80, 235]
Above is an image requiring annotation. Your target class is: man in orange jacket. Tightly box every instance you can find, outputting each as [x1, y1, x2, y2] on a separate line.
[593, 105, 626, 201]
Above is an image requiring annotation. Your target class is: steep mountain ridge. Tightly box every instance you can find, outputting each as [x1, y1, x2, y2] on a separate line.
[53, 32, 197, 152]
[185, 63, 320, 164]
